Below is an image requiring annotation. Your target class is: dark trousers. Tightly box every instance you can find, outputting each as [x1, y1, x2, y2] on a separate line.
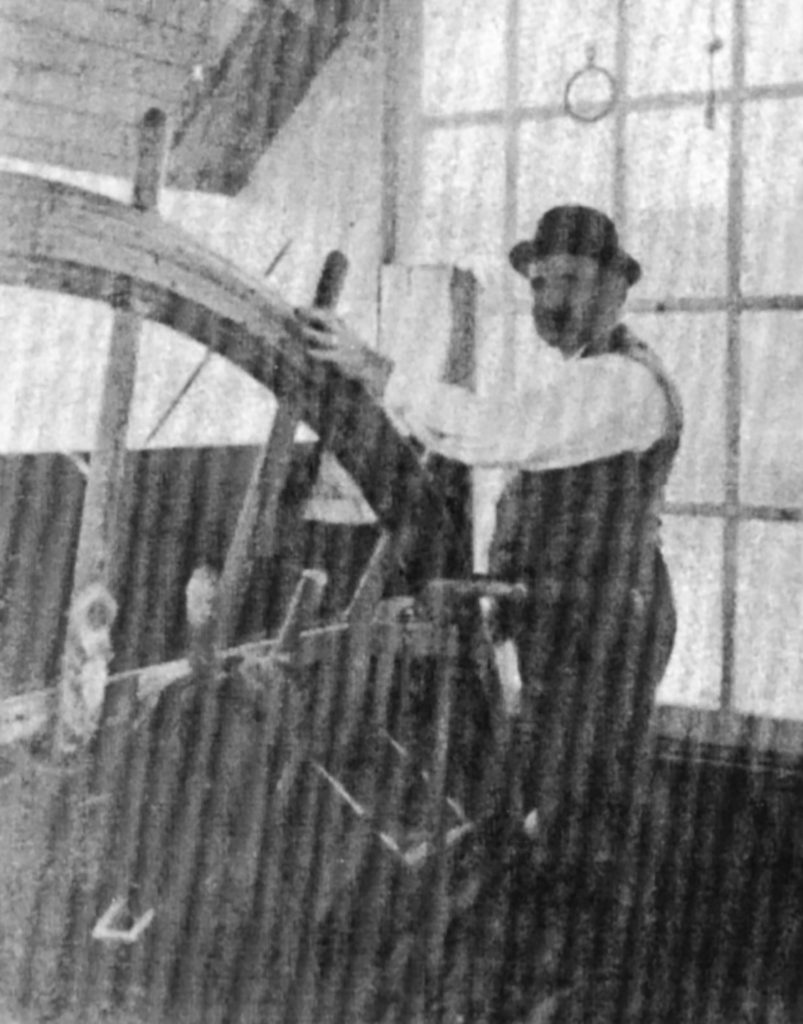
[514, 554, 676, 848]
[492, 556, 677, 1019]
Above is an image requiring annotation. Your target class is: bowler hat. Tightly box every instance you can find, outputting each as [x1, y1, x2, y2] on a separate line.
[509, 205, 641, 285]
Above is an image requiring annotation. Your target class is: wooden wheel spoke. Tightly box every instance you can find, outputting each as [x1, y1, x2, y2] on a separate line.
[217, 396, 303, 647]
[58, 110, 168, 756]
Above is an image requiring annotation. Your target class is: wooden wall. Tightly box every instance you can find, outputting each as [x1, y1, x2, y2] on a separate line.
[0, 443, 383, 694]
[0, 0, 211, 179]
[0, 0, 371, 191]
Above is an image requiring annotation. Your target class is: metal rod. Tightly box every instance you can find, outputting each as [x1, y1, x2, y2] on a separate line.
[720, 0, 747, 711]
[386, 0, 424, 264]
[417, 78, 803, 130]
[143, 348, 214, 447]
[379, 0, 403, 264]
[506, 291, 803, 317]
[498, 0, 520, 402]
[613, 0, 630, 227]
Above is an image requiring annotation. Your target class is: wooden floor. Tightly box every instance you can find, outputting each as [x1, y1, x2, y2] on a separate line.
[2, 674, 803, 1024]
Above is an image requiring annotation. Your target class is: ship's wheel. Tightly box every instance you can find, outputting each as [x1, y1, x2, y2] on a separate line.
[0, 138, 506, 1024]
[0, 165, 464, 631]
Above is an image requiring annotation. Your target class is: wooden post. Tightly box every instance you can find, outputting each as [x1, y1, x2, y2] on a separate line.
[379, 0, 423, 265]
[56, 109, 168, 754]
[71, 107, 167, 592]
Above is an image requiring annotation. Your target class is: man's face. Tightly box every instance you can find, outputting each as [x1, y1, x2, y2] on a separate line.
[527, 253, 622, 357]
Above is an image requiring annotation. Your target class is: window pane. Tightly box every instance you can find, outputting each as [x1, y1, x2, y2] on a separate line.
[742, 100, 803, 295]
[625, 107, 729, 296]
[132, 322, 281, 449]
[0, 288, 288, 453]
[415, 126, 507, 266]
[627, 314, 726, 504]
[735, 522, 803, 720]
[745, 0, 803, 86]
[740, 313, 803, 507]
[626, 0, 733, 96]
[422, 0, 507, 115]
[657, 516, 723, 710]
[0, 288, 110, 453]
[518, 0, 617, 109]
[516, 118, 614, 237]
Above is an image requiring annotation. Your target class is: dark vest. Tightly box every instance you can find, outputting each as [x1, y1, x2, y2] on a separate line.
[487, 326, 683, 685]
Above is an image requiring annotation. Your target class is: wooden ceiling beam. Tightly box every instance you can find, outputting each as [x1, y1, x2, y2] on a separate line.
[169, 0, 374, 194]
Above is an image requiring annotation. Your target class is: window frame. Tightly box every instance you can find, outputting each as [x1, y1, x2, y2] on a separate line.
[384, 0, 803, 756]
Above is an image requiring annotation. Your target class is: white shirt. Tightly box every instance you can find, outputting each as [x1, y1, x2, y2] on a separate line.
[383, 342, 671, 471]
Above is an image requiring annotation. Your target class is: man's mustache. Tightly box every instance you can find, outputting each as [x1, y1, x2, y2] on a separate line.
[539, 308, 572, 330]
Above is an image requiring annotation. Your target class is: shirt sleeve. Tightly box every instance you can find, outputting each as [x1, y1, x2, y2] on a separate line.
[383, 353, 671, 470]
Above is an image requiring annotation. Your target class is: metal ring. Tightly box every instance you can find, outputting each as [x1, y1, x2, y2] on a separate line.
[564, 62, 617, 123]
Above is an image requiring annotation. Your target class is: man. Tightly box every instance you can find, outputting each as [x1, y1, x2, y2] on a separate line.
[303, 204, 682, 1004]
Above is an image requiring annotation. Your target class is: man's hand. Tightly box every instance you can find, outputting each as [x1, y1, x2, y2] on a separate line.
[296, 307, 393, 402]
